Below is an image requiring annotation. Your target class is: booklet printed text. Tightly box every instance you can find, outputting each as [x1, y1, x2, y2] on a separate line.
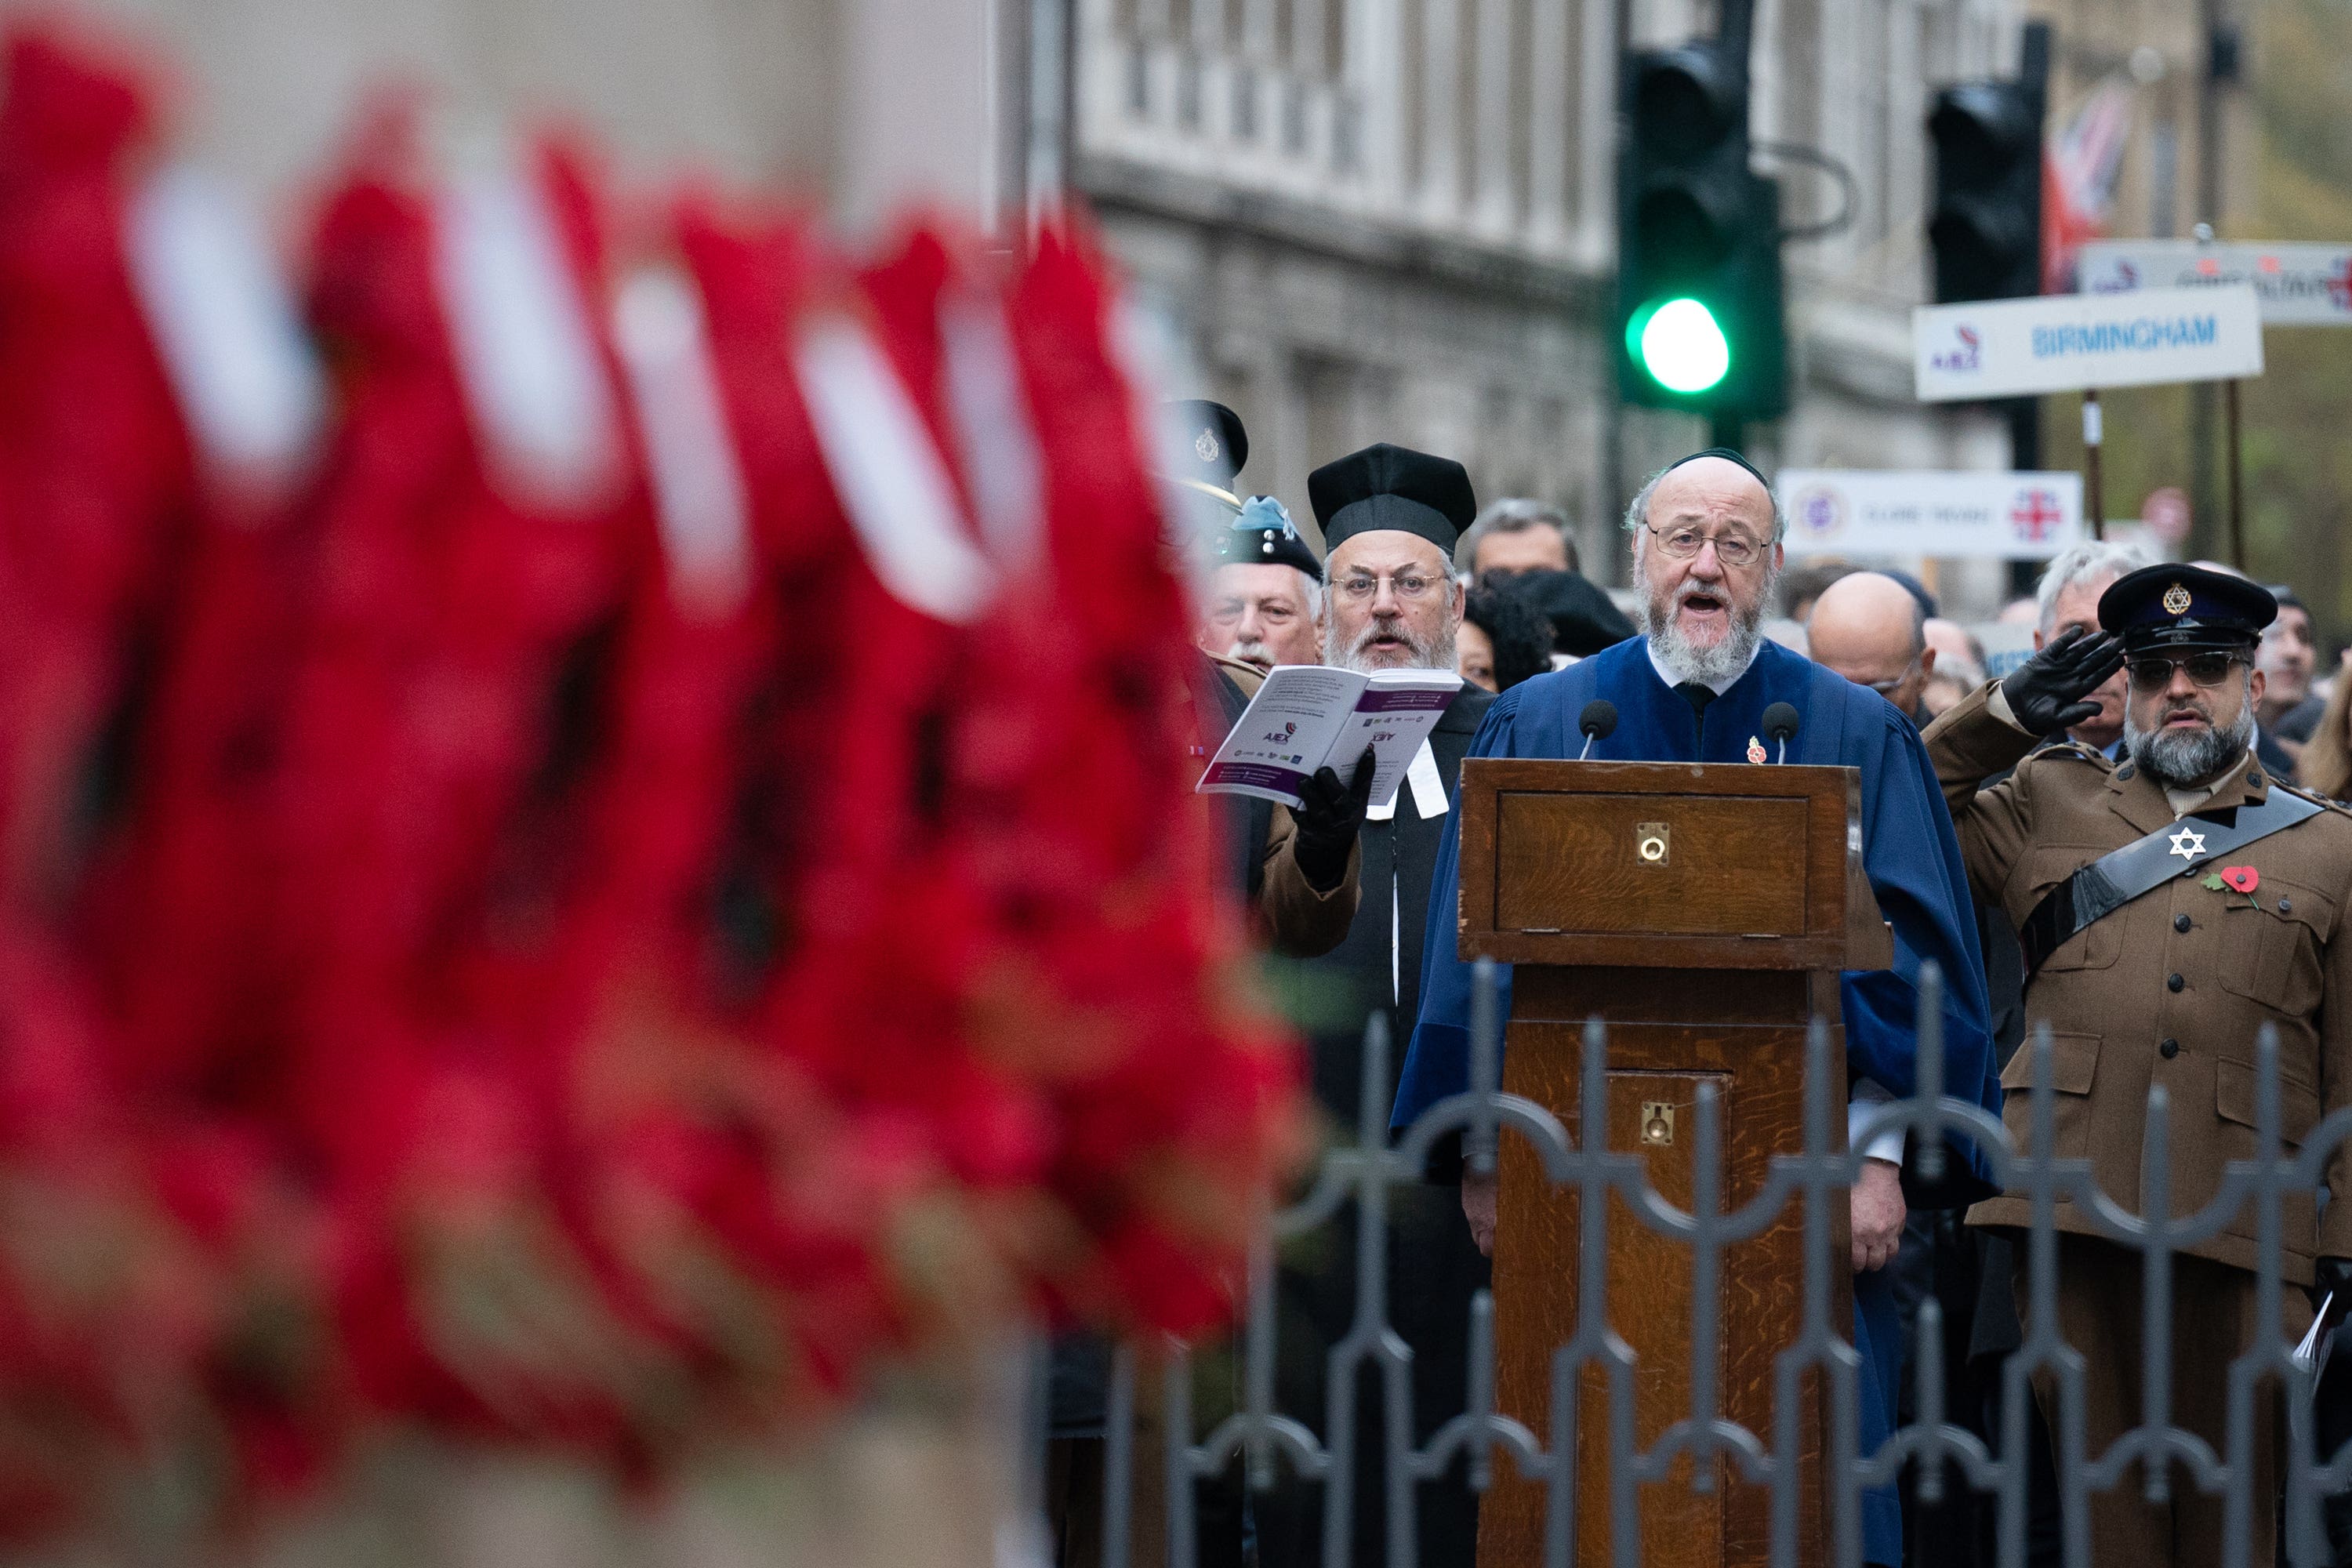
[1196, 665, 1464, 810]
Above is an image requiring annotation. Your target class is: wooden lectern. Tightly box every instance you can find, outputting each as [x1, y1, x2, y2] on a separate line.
[1455, 759, 1893, 1568]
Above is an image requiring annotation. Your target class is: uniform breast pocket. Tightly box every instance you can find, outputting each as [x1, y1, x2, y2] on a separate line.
[1998, 1030, 2100, 1157]
[2216, 875, 2336, 1019]
[2013, 846, 2122, 972]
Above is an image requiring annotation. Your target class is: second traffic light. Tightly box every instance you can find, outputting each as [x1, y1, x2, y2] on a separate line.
[1926, 25, 2046, 302]
[1617, 41, 1787, 420]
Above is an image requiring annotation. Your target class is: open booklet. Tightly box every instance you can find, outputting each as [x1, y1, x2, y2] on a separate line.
[1196, 665, 1463, 811]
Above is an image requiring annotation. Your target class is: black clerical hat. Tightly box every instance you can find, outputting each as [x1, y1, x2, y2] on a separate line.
[1160, 400, 1248, 514]
[2097, 563, 2276, 655]
[1310, 443, 1477, 557]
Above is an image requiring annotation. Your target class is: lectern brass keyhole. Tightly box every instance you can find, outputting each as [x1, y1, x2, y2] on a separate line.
[1635, 822, 1670, 865]
[1641, 1102, 1675, 1146]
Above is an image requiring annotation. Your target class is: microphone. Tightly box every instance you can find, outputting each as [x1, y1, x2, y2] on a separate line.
[1577, 699, 1617, 760]
[1761, 702, 1800, 764]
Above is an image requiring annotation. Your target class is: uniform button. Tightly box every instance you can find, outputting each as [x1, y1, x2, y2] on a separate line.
[2281, 897, 2293, 914]
[2175, 913, 2192, 932]
[2252, 771, 2267, 787]
[2168, 972, 2185, 992]
[2117, 764, 2136, 781]
[2160, 1038, 2180, 1058]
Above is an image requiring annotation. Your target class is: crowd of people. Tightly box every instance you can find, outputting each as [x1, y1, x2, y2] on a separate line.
[1151, 398, 2352, 1568]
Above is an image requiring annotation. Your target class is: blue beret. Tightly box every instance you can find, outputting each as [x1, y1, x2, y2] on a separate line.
[2097, 562, 2276, 652]
[1215, 495, 1322, 579]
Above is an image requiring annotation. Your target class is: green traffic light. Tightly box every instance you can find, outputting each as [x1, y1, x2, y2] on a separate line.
[1629, 296, 1732, 394]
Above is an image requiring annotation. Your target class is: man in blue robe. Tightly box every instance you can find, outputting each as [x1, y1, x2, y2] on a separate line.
[1392, 450, 2002, 1567]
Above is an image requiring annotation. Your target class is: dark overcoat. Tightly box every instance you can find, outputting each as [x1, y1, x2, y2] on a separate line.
[1255, 684, 1494, 1568]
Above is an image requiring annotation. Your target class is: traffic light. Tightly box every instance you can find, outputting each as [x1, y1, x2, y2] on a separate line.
[1616, 41, 1787, 420]
[1926, 27, 2045, 302]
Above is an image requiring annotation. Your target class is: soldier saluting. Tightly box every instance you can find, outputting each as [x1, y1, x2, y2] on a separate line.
[1924, 563, 2352, 1567]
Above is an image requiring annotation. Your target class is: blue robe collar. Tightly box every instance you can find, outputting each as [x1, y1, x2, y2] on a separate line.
[1560, 635, 1841, 768]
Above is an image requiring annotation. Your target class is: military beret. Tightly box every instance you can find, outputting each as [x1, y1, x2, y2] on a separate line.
[2097, 562, 2276, 654]
[1215, 495, 1322, 579]
[1310, 442, 1477, 557]
[1160, 399, 1248, 515]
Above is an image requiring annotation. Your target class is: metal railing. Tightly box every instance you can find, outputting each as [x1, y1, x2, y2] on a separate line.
[1055, 960, 2352, 1568]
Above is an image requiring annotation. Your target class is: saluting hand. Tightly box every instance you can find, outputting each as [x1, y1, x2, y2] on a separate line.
[2000, 626, 2125, 736]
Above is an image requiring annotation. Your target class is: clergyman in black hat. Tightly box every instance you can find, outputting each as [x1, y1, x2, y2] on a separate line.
[1252, 441, 1496, 1568]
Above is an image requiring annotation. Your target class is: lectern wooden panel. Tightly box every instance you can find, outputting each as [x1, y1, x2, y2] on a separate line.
[1456, 760, 1889, 1568]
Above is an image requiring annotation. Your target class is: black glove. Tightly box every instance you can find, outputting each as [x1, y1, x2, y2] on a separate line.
[2314, 1256, 2352, 1319]
[1999, 626, 2125, 736]
[1291, 747, 1377, 893]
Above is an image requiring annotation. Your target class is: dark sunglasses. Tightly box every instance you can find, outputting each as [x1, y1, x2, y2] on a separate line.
[2125, 652, 2246, 692]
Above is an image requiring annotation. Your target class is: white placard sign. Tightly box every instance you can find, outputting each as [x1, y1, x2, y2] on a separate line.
[2079, 241, 2352, 327]
[1912, 285, 2263, 401]
[1776, 470, 2085, 560]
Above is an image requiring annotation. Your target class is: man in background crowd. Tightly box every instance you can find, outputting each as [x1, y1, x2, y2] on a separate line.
[2259, 584, 2321, 769]
[1454, 495, 1576, 578]
[1198, 492, 1325, 673]
[1922, 618, 1988, 719]
[1780, 559, 1858, 622]
[1807, 571, 1937, 721]
[1924, 618, 1985, 681]
[1456, 496, 1635, 661]
[1457, 579, 1555, 692]
[1258, 442, 1496, 1568]
[1160, 401, 1365, 953]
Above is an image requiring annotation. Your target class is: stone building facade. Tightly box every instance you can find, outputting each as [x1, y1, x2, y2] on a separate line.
[1071, 0, 2029, 605]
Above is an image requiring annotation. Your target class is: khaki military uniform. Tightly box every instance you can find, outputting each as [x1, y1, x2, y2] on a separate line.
[1925, 681, 2352, 1565]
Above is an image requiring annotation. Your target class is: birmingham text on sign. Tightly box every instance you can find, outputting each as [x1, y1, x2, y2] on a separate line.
[2078, 239, 2352, 328]
[1913, 284, 2264, 401]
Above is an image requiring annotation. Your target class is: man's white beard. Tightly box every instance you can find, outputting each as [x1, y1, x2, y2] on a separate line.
[1639, 563, 1777, 688]
[2124, 699, 2257, 789]
[1328, 612, 1457, 675]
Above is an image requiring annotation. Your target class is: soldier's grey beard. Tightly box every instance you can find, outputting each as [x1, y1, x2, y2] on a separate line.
[1327, 612, 1457, 675]
[1639, 561, 1780, 688]
[2123, 701, 2257, 789]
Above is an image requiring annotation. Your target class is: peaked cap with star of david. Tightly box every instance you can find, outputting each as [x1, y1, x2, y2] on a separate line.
[2098, 563, 2275, 656]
